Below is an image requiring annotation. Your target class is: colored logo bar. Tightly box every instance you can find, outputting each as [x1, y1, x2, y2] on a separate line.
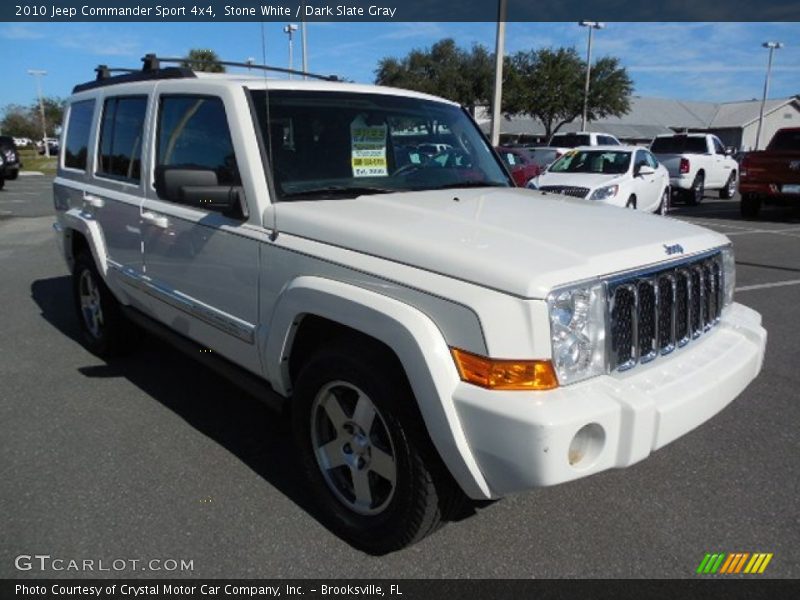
[696, 553, 773, 574]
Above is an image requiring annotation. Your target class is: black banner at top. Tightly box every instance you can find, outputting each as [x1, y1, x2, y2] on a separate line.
[3, 0, 800, 22]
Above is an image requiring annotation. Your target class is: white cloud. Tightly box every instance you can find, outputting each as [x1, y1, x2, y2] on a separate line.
[0, 25, 45, 40]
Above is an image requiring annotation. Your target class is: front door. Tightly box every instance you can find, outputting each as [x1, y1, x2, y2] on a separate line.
[140, 92, 262, 375]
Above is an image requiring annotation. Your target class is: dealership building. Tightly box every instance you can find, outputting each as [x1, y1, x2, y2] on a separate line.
[482, 95, 800, 150]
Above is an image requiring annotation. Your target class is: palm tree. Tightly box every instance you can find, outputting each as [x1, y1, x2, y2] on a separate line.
[181, 49, 226, 73]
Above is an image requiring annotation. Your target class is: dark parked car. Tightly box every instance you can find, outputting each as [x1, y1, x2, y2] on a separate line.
[495, 146, 542, 187]
[0, 136, 22, 180]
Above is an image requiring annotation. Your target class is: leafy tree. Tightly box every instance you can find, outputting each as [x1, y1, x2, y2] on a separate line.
[1, 96, 65, 138]
[503, 48, 633, 139]
[375, 39, 493, 114]
[181, 48, 226, 73]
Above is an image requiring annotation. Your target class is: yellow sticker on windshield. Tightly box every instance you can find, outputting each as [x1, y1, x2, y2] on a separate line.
[351, 118, 388, 177]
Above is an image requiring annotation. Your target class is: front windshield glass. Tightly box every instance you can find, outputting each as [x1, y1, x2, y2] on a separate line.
[248, 90, 511, 200]
[548, 150, 631, 175]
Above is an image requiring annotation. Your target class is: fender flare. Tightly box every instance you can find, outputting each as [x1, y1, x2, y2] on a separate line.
[61, 208, 109, 277]
[264, 275, 492, 499]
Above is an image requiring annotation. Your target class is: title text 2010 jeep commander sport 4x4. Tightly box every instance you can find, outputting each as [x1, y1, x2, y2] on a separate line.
[53, 57, 766, 554]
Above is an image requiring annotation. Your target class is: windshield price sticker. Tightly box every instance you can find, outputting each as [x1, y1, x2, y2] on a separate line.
[351, 121, 388, 177]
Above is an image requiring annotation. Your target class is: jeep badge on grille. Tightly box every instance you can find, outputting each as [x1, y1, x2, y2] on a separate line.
[664, 243, 685, 255]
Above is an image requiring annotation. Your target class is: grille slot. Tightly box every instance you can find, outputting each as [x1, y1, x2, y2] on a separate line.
[609, 253, 723, 372]
[539, 185, 590, 199]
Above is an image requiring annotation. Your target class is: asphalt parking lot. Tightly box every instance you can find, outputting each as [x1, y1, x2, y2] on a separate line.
[1, 175, 798, 579]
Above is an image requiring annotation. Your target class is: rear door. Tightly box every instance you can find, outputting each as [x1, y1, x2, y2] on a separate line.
[139, 89, 262, 374]
[57, 94, 150, 303]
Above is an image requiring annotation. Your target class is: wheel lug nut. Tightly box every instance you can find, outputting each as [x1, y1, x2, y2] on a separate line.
[343, 443, 352, 454]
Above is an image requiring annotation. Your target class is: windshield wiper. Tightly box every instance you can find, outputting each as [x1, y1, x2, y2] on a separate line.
[280, 185, 398, 200]
[426, 181, 509, 191]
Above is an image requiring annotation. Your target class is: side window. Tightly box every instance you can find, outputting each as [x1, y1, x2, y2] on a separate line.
[64, 100, 95, 170]
[97, 96, 147, 183]
[713, 137, 725, 155]
[645, 151, 659, 168]
[634, 150, 649, 169]
[156, 95, 240, 201]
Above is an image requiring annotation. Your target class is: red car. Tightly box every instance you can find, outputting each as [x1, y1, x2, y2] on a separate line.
[739, 127, 800, 218]
[495, 146, 542, 187]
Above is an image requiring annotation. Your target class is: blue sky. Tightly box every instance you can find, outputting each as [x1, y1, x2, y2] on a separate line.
[1, 21, 798, 110]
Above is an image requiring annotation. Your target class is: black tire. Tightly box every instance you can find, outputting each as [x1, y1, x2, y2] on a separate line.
[0, 176, 4, 190]
[625, 195, 636, 209]
[654, 188, 669, 215]
[72, 251, 128, 357]
[740, 193, 762, 219]
[6, 171, 19, 181]
[291, 337, 459, 554]
[685, 172, 704, 206]
[720, 171, 737, 199]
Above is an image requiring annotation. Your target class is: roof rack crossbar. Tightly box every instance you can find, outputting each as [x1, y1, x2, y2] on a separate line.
[154, 55, 339, 81]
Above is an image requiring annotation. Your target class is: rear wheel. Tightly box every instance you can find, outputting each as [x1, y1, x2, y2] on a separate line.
[72, 251, 127, 357]
[685, 172, 704, 205]
[720, 171, 737, 199]
[740, 193, 762, 219]
[292, 338, 459, 554]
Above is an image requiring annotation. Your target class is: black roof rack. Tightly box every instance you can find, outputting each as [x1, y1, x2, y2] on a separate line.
[72, 53, 339, 94]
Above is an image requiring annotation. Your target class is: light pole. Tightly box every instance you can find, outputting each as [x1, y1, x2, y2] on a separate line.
[27, 69, 49, 158]
[301, 1, 308, 79]
[490, 0, 507, 147]
[755, 41, 783, 150]
[579, 21, 605, 132]
[283, 24, 299, 79]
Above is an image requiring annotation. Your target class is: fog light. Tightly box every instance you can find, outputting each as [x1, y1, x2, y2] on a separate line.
[568, 423, 605, 468]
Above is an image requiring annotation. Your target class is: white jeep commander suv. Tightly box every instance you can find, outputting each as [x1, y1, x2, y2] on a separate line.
[53, 56, 767, 554]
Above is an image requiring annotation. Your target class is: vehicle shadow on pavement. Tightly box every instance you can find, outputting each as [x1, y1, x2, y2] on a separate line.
[30, 275, 481, 553]
[30, 276, 332, 533]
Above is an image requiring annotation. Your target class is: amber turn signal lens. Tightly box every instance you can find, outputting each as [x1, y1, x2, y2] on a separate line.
[450, 348, 559, 391]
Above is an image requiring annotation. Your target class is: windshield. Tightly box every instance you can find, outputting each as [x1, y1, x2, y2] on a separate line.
[768, 129, 800, 152]
[248, 90, 510, 200]
[548, 150, 631, 174]
[551, 134, 590, 148]
[650, 136, 708, 154]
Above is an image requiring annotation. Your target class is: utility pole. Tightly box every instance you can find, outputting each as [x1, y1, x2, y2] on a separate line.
[755, 41, 783, 150]
[579, 21, 605, 132]
[27, 69, 49, 158]
[490, 0, 507, 147]
[301, 1, 308, 79]
[283, 24, 299, 79]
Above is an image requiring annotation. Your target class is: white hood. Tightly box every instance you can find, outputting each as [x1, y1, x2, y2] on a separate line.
[275, 187, 728, 299]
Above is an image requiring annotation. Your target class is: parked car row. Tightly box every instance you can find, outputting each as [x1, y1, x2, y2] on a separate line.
[0, 136, 23, 189]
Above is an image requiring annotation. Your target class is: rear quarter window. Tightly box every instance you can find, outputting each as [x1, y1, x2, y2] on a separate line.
[64, 100, 95, 171]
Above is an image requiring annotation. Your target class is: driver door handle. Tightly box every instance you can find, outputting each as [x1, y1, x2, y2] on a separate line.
[142, 211, 169, 229]
[83, 193, 105, 208]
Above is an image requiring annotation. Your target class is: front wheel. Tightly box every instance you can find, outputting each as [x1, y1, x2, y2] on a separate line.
[654, 188, 669, 215]
[625, 195, 637, 209]
[0, 176, 5, 190]
[720, 172, 737, 199]
[292, 339, 459, 554]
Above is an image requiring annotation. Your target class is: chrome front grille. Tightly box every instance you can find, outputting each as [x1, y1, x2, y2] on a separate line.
[539, 185, 590, 199]
[608, 253, 723, 372]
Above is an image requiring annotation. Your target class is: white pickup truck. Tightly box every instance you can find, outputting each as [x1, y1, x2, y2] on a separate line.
[650, 133, 739, 205]
[53, 58, 766, 553]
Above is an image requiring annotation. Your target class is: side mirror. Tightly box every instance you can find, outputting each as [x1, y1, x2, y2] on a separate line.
[636, 165, 655, 176]
[725, 147, 735, 156]
[155, 166, 246, 218]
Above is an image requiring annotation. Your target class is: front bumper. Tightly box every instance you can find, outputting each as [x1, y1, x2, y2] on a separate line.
[453, 302, 766, 497]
